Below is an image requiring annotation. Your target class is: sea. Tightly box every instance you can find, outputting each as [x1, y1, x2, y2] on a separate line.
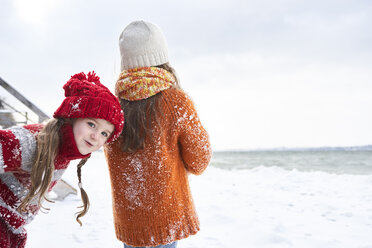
[210, 146, 372, 175]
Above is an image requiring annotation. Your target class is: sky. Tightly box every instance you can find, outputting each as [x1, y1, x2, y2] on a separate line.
[0, 0, 371, 151]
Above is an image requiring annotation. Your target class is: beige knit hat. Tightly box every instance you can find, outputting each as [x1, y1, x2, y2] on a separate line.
[119, 20, 169, 71]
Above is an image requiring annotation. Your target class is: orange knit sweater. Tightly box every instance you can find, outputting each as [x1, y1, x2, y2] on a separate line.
[104, 88, 211, 246]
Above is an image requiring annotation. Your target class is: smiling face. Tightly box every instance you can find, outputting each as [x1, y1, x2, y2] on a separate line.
[72, 118, 115, 155]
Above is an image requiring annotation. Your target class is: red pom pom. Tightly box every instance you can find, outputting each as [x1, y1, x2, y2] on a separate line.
[70, 72, 88, 81]
[87, 71, 101, 85]
[63, 71, 103, 97]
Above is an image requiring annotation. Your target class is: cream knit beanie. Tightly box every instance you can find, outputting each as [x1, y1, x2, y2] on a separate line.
[119, 20, 169, 71]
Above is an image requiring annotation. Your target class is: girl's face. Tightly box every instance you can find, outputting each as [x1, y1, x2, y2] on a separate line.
[73, 118, 115, 155]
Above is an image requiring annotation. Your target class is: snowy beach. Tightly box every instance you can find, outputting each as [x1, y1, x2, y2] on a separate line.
[27, 151, 372, 248]
[1, 0, 372, 247]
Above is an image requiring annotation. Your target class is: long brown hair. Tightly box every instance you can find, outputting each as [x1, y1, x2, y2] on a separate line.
[119, 63, 180, 153]
[75, 156, 90, 226]
[18, 118, 90, 226]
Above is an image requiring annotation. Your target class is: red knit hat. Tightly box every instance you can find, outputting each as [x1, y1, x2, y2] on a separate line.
[53, 71, 124, 143]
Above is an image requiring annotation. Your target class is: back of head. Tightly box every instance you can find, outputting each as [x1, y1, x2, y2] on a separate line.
[117, 21, 181, 153]
[119, 20, 169, 71]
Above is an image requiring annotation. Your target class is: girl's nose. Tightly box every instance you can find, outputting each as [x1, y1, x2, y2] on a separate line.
[90, 132, 98, 140]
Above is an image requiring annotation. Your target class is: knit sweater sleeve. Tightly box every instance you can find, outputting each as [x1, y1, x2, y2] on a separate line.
[168, 89, 212, 175]
[0, 125, 39, 173]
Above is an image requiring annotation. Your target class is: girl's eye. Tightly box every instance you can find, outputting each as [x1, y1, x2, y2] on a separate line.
[88, 122, 95, 128]
[101, 132, 108, 138]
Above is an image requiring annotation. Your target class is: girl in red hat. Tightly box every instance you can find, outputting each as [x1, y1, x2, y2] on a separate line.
[105, 20, 211, 248]
[0, 71, 124, 248]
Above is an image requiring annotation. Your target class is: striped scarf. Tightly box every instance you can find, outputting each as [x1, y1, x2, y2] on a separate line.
[115, 67, 175, 101]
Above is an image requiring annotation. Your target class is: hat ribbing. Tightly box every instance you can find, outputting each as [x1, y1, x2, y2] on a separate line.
[119, 20, 169, 71]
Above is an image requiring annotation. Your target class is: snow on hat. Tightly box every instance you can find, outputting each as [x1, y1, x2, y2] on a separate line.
[53, 71, 124, 143]
[119, 20, 169, 71]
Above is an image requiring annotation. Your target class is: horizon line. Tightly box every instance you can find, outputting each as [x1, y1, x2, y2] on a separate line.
[213, 144, 372, 152]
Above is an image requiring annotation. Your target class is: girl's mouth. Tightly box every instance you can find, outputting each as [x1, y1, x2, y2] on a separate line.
[85, 140, 93, 147]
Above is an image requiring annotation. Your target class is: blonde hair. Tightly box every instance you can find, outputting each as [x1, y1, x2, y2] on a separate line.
[18, 118, 90, 226]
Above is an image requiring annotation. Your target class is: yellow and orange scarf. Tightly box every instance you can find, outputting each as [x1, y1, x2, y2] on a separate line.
[115, 67, 176, 101]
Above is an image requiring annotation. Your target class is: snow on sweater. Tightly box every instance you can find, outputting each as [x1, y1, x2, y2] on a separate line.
[0, 124, 70, 234]
[105, 88, 212, 246]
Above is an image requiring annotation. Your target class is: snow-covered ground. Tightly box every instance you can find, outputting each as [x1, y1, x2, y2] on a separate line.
[27, 151, 372, 248]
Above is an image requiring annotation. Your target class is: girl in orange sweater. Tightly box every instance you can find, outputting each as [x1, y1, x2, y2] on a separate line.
[104, 20, 212, 248]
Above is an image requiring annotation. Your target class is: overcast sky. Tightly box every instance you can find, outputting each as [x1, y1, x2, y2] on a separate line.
[1, 0, 371, 150]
